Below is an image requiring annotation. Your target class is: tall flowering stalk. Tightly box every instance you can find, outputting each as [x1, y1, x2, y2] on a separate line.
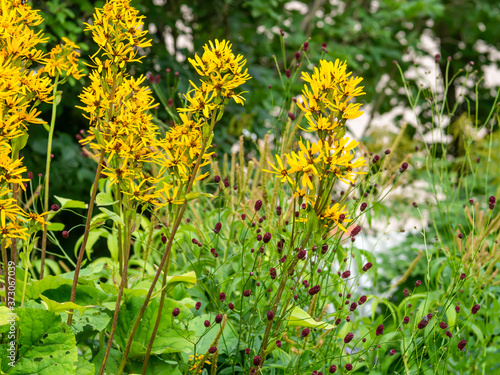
[256, 59, 367, 373]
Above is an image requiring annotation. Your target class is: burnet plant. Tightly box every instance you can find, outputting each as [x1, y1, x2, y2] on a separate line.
[1, 0, 495, 374]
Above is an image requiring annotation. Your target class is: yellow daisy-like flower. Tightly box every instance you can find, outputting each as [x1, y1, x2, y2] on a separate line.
[318, 203, 351, 232]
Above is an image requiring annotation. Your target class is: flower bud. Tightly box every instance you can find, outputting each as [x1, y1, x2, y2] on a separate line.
[415, 280, 422, 287]
[285, 69, 291, 79]
[400, 162, 409, 172]
[372, 155, 380, 163]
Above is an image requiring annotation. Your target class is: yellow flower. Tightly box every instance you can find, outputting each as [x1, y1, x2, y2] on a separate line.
[263, 155, 293, 185]
[318, 203, 351, 231]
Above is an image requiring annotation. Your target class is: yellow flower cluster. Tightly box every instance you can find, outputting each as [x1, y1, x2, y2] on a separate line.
[265, 58, 366, 231]
[78, 1, 250, 211]
[0, 0, 79, 239]
[183, 39, 251, 117]
[40, 37, 85, 79]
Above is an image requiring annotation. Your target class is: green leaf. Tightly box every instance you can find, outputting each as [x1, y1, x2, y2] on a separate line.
[75, 357, 94, 375]
[115, 296, 194, 359]
[98, 207, 124, 226]
[39, 295, 89, 315]
[47, 222, 65, 231]
[8, 308, 78, 374]
[95, 192, 118, 206]
[165, 271, 197, 289]
[11, 131, 29, 154]
[54, 195, 87, 210]
[287, 306, 335, 330]
[0, 306, 17, 326]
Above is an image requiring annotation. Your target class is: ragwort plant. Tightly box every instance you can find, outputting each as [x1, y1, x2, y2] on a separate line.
[1, 1, 497, 375]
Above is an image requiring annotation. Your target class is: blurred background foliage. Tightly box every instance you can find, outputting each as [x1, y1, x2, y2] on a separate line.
[27, 0, 500, 201]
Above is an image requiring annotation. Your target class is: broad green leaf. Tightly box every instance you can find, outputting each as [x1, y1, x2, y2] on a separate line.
[54, 195, 87, 210]
[115, 296, 194, 359]
[92, 348, 122, 375]
[75, 357, 94, 375]
[445, 303, 457, 328]
[0, 306, 17, 326]
[8, 308, 78, 374]
[128, 356, 182, 375]
[46, 222, 65, 231]
[165, 271, 197, 289]
[40, 295, 89, 315]
[287, 306, 335, 330]
[95, 192, 118, 206]
[67, 306, 111, 336]
[98, 207, 124, 226]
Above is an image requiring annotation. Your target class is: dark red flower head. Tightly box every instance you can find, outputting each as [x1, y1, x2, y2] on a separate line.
[219, 292, 226, 302]
[270, 268, 277, 279]
[415, 280, 422, 287]
[345, 363, 352, 371]
[301, 328, 310, 337]
[228, 303, 235, 310]
[439, 321, 448, 329]
[253, 355, 261, 366]
[62, 231, 69, 238]
[471, 304, 480, 314]
[403, 316, 410, 324]
[329, 365, 337, 373]
[276, 339, 282, 348]
[418, 319, 429, 329]
[362, 262, 372, 272]
[254, 199, 262, 211]
[213, 222, 222, 234]
[243, 289, 252, 297]
[298, 249, 307, 259]
[204, 320, 210, 327]
[245, 348, 251, 354]
[267, 311, 274, 321]
[458, 339, 467, 351]
[399, 162, 409, 172]
[350, 302, 358, 312]
[342, 270, 351, 279]
[358, 295, 367, 305]
[263, 232, 272, 243]
[376, 324, 384, 336]
[360, 202, 367, 211]
[209, 346, 217, 353]
[350, 225, 361, 237]
[214, 175, 221, 183]
[389, 349, 396, 356]
[344, 332, 354, 344]
[321, 243, 329, 254]
[172, 308, 180, 317]
[308, 285, 321, 295]
[51, 204, 60, 211]
[215, 314, 223, 323]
